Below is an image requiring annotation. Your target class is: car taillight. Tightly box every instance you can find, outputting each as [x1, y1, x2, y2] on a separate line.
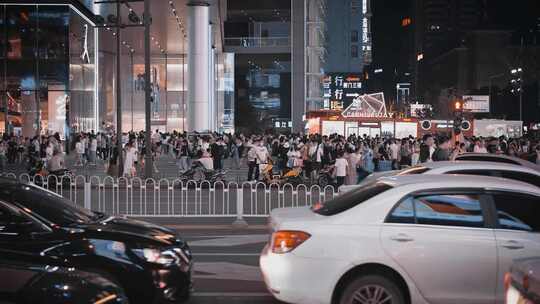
[271, 230, 311, 254]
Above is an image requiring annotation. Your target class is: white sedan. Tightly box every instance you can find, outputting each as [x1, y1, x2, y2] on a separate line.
[260, 175, 540, 304]
[340, 161, 540, 193]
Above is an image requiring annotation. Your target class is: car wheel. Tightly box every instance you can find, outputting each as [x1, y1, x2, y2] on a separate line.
[339, 275, 405, 304]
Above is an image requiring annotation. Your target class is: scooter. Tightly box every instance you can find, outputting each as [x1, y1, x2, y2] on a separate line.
[260, 159, 308, 186]
[317, 163, 336, 188]
[178, 160, 228, 184]
[28, 157, 74, 187]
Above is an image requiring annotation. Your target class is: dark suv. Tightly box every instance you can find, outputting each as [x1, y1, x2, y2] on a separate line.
[0, 178, 192, 304]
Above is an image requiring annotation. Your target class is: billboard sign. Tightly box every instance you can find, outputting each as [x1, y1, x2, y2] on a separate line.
[323, 73, 363, 110]
[462, 95, 490, 113]
[410, 103, 433, 117]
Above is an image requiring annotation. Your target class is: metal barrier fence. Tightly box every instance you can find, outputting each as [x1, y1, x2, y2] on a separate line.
[1, 174, 337, 222]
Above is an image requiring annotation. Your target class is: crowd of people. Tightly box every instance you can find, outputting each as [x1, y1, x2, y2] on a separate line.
[1, 130, 539, 186]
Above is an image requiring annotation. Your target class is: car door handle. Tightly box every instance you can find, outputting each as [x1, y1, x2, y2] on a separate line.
[501, 240, 524, 250]
[390, 234, 414, 242]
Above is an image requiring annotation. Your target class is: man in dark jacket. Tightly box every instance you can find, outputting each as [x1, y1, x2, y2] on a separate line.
[419, 134, 435, 163]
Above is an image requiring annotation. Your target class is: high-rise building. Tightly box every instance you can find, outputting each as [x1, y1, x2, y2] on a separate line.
[318, 0, 371, 112]
[417, 0, 485, 59]
[325, 0, 372, 73]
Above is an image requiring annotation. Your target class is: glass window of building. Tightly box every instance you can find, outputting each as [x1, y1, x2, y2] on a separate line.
[351, 45, 359, 58]
[351, 30, 359, 43]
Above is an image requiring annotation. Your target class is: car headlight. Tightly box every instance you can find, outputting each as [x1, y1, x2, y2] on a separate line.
[132, 248, 180, 266]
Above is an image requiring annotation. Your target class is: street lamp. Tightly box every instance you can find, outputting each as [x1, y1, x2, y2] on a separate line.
[510, 67, 523, 121]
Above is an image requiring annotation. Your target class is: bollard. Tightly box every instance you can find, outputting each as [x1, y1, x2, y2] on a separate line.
[232, 187, 248, 228]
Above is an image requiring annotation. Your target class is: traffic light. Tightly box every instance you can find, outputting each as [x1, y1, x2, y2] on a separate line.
[454, 100, 463, 111]
[453, 116, 463, 135]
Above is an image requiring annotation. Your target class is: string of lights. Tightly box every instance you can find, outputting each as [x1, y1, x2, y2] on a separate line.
[168, 0, 186, 38]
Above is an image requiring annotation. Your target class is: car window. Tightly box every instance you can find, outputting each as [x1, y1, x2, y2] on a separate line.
[496, 171, 540, 188]
[387, 197, 415, 224]
[0, 202, 47, 234]
[413, 194, 485, 228]
[8, 185, 96, 226]
[491, 192, 540, 232]
[312, 182, 393, 216]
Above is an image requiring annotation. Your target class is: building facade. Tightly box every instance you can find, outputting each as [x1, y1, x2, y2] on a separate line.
[0, 3, 97, 137]
[0, 0, 234, 137]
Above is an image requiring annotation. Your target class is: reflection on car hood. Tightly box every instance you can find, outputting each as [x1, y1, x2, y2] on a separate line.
[82, 216, 181, 246]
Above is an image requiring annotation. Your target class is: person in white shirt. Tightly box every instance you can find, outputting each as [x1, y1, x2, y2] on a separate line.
[75, 138, 85, 166]
[48, 150, 65, 173]
[473, 139, 488, 153]
[334, 153, 349, 187]
[247, 144, 258, 181]
[123, 141, 137, 177]
[286, 144, 301, 168]
[255, 140, 270, 180]
[89, 137, 98, 165]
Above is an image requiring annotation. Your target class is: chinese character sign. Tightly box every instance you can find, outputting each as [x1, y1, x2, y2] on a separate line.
[323, 73, 363, 110]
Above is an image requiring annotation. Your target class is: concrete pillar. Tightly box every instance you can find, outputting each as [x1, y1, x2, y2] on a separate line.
[187, 1, 211, 132]
[291, 0, 306, 133]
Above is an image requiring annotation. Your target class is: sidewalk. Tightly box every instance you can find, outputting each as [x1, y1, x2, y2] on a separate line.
[1, 153, 250, 183]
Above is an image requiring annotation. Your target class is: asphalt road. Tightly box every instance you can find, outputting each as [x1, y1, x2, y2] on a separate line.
[143, 218, 284, 304]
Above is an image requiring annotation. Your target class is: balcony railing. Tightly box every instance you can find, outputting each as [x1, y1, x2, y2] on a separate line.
[224, 37, 291, 48]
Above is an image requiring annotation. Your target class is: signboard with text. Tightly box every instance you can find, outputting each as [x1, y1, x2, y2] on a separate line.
[462, 95, 490, 113]
[323, 73, 363, 110]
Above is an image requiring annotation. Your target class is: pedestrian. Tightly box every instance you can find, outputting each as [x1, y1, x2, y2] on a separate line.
[247, 143, 258, 181]
[107, 144, 119, 177]
[255, 139, 269, 181]
[334, 152, 348, 187]
[345, 147, 359, 185]
[178, 139, 190, 172]
[419, 134, 435, 163]
[75, 137, 85, 166]
[230, 138, 242, 170]
[399, 139, 412, 168]
[0, 140, 7, 171]
[123, 141, 137, 177]
[433, 136, 458, 161]
[89, 136, 98, 165]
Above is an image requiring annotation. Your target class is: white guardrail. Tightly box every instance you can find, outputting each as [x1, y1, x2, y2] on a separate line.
[0, 173, 337, 222]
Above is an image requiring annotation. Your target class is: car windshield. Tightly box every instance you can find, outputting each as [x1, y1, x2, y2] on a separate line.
[8, 184, 99, 226]
[313, 182, 393, 216]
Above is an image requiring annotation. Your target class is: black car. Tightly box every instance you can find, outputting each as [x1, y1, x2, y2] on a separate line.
[0, 178, 193, 304]
[0, 250, 128, 304]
